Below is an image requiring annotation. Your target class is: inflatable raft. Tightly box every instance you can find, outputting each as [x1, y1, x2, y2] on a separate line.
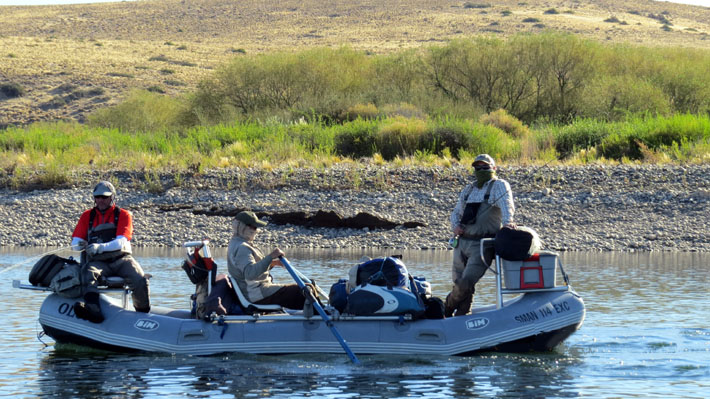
[16, 240, 585, 358]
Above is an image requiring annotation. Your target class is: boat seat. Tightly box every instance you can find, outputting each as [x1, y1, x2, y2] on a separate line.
[228, 276, 283, 314]
[100, 274, 152, 309]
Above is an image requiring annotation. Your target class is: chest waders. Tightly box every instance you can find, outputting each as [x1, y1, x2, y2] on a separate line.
[446, 180, 501, 317]
[86, 207, 131, 262]
[459, 180, 501, 239]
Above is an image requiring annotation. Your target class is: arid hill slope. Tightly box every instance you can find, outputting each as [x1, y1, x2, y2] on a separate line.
[1, 0, 709, 127]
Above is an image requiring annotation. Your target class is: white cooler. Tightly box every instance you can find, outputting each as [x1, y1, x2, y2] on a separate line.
[501, 251, 558, 290]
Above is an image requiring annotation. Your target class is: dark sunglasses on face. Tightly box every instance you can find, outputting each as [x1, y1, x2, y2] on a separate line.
[94, 195, 111, 199]
[474, 165, 491, 171]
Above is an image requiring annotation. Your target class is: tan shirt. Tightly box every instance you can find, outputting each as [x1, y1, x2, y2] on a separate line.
[227, 236, 285, 302]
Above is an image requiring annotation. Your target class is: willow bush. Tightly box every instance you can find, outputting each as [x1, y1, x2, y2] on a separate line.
[87, 32, 710, 134]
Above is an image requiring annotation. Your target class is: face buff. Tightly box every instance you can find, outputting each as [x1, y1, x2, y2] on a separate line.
[475, 170, 496, 188]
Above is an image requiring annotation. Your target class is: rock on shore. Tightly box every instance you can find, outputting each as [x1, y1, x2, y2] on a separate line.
[1, 164, 708, 252]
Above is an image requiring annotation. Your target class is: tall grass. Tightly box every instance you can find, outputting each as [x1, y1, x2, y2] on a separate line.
[4, 113, 706, 183]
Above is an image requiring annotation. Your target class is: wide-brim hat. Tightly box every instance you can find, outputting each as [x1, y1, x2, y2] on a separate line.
[235, 211, 267, 227]
[472, 153, 496, 167]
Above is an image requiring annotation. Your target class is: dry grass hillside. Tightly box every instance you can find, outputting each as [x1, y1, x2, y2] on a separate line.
[1, 0, 709, 127]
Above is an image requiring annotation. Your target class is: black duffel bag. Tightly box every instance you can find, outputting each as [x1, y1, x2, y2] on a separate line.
[494, 226, 541, 261]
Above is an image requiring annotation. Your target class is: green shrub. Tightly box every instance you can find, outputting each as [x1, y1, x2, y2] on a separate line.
[599, 131, 643, 160]
[107, 72, 135, 78]
[370, 50, 424, 106]
[147, 85, 165, 94]
[418, 120, 472, 158]
[340, 103, 379, 122]
[468, 123, 518, 160]
[578, 75, 671, 120]
[554, 119, 612, 158]
[380, 103, 426, 119]
[479, 109, 530, 138]
[0, 82, 25, 98]
[463, 2, 491, 9]
[164, 79, 186, 86]
[149, 55, 170, 62]
[424, 33, 597, 123]
[188, 46, 373, 125]
[334, 119, 378, 158]
[88, 90, 186, 133]
[375, 117, 427, 160]
[640, 114, 710, 148]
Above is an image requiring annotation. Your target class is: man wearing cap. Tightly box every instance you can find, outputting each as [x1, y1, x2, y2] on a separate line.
[70, 181, 150, 323]
[446, 154, 515, 317]
[228, 211, 307, 310]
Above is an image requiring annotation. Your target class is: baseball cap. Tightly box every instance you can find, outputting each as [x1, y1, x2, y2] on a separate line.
[235, 211, 268, 227]
[472, 154, 496, 167]
[93, 181, 116, 197]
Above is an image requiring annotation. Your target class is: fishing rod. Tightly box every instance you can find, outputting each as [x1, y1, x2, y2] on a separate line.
[0, 245, 73, 276]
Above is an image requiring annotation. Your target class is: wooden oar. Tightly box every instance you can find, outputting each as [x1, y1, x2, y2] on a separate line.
[279, 256, 360, 365]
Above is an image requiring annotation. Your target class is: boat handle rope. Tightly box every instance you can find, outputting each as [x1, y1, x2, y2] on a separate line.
[36, 320, 49, 349]
[217, 316, 229, 339]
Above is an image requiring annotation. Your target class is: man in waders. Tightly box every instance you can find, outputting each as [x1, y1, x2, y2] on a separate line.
[445, 154, 515, 317]
[70, 181, 150, 323]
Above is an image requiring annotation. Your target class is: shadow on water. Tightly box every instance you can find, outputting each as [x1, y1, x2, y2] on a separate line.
[36, 345, 582, 398]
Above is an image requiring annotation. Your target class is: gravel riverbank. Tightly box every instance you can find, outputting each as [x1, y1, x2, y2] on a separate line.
[1, 164, 709, 252]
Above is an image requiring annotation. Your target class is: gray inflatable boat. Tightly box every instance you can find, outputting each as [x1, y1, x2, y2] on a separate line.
[17, 240, 585, 357]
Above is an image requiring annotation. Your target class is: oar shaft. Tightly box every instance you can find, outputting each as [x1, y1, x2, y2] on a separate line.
[280, 256, 360, 365]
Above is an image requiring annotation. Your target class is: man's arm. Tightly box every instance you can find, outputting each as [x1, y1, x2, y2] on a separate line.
[493, 180, 515, 226]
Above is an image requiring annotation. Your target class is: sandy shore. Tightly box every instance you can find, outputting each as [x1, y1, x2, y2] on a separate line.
[1, 164, 709, 252]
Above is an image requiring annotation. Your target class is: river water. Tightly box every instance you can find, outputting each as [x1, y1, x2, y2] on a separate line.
[1, 247, 708, 398]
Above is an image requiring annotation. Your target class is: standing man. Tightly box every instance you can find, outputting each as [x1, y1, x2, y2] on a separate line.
[446, 154, 515, 317]
[71, 181, 150, 323]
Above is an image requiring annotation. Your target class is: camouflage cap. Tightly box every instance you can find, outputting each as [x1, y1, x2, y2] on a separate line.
[472, 154, 496, 167]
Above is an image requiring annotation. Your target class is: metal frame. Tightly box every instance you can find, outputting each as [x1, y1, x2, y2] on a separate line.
[480, 238, 569, 309]
[13, 279, 132, 308]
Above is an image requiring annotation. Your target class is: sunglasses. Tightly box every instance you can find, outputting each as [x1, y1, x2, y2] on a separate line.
[94, 195, 111, 199]
[473, 165, 491, 171]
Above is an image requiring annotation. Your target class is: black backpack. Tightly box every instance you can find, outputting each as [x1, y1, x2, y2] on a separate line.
[29, 254, 79, 287]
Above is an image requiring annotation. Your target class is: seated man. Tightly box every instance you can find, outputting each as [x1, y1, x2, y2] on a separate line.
[71, 181, 150, 323]
[227, 211, 306, 310]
